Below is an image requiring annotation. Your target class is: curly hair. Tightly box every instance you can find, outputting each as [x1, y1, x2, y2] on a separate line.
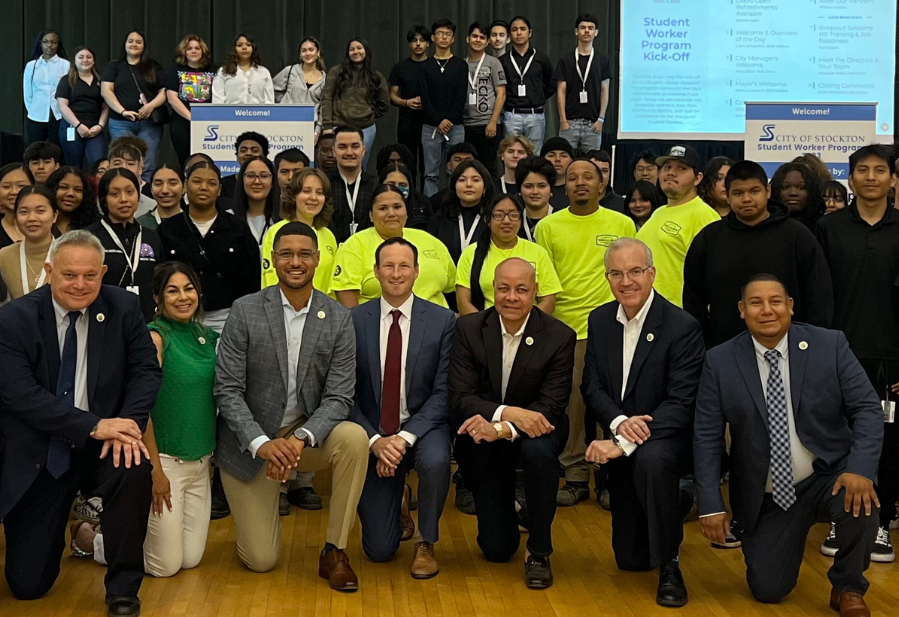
[44, 166, 99, 230]
[221, 33, 262, 76]
[174, 34, 214, 70]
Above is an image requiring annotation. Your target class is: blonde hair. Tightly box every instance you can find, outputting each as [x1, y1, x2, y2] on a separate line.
[499, 135, 535, 156]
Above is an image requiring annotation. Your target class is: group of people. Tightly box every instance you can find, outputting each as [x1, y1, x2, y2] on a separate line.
[4, 11, 898, 617]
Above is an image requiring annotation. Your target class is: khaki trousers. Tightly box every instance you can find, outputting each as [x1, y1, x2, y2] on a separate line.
[559, 339, 589, 482]
[220, 421, 369, 572]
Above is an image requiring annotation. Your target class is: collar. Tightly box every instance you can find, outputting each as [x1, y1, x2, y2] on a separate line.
[616, 289, 655, 327]
[380, 294, 415, 322]
[39, 55, 63, 65]
[338, 168, 362, 185]
[848, 201, 897, 226]
[52, 297, 87, 325]
[280, 288, 311, 317]
[500, 311, 531, 338]
[752, 331, 790, 362]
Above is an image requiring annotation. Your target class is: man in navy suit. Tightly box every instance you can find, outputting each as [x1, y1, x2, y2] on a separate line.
[0, 231, 162, 617]
[695, 273, 882, 617]
[350, 237, 455, 579]
[582, 237, 705, 607]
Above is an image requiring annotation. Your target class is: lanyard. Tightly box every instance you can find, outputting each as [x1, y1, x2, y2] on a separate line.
[151, 208, 161, 225]
[341, 173, 362, 214]
[501, 178, 512, 194]
[101, 220, 141, 286]
[509, 49, 536, 83]
[467, 54, 486, 92]
[574, 49, 595, 92]
[458, 214, 479, 252]
[522, 206, 552, 242]
[19, 240, 49, 293]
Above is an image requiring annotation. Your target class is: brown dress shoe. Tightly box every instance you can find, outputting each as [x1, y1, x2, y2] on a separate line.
[318, 548, 359, 591]
[401, 484, 415, 542]
[829, 589, 871, 617]
[411, 541, 439, 579]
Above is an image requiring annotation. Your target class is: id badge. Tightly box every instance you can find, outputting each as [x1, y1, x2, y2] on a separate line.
[66, 126, 76, 142]
[579, 91, 589, 104]
[349, 223, 358, 236]
[139, 93, 149, 106]
[517, 84, 526, 97]
[126, 285, 140, 296]
[469, 92, 477, 105]
[883, 400, 896, 423]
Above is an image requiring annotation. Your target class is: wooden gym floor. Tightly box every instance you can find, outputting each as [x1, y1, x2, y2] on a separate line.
[0, 474, 895, 617]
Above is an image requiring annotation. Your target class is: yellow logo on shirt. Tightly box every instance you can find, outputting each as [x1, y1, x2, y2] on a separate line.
[595, 234, 618, 247]
[661, 221, 682, 236]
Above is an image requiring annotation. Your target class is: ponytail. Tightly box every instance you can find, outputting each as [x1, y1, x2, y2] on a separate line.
[468, 220, 493, 311]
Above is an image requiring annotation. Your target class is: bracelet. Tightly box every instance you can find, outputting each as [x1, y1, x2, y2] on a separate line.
[598, 117, 605, 122]
[75, 122, 82, 129]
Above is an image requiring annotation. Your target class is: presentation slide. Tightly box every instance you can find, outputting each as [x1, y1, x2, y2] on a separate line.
[618, 0, 897, 140]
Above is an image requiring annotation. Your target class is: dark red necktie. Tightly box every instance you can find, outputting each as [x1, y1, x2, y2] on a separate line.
[381, 310, 402, 435]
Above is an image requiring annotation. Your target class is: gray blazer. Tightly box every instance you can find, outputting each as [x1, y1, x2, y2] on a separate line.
[214, 285, 356, 482]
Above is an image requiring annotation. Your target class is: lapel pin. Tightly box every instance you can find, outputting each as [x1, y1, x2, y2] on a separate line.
[198, 336, 206, 345]
[799, 341, 808, 350]
[317, 311, 326, 319]
[96, 313, 105, 322]
[646, 333, 654, 342]
[525, 337, 534, 346]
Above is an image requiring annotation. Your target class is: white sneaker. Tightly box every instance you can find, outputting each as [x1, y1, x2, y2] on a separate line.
[871, 526, 895, 564]
[820, 522, 838, 557]
[890, 514, 898, 531]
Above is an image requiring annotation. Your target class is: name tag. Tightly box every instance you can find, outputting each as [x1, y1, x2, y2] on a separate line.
[469, 92, 477, 105]
[66, 126, 76, 141]
[883, 400, 896, 423]
[579, 91, 588, 104]
[517, 84, 526, 97]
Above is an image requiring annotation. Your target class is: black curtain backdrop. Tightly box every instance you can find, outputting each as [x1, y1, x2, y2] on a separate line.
[2, 1, 897, 193]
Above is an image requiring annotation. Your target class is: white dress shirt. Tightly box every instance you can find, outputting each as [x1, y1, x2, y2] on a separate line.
[24, 56, 70, 121]
[212, 66, 275, 104]
[752, 335, 817, 492]
[610, 290, 656, 456]
[369, 296, 418, 447]
[52, 299, 88, 412]
[492, 314, 532, 441]
[248, 290, 315, 457]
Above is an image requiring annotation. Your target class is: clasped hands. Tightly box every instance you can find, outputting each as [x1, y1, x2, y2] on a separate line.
[458, 407, 554, 444]
[257, 436, 306, 483]
[93, 418, 150, 469]
[371, 435, 410, 478]
[585, 415, 653, 464]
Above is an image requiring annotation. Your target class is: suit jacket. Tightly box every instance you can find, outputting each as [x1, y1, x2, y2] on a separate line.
[694, 323, 883, 533]
[214, 286, 356, 482]
[581, 293, 705, 445]
[448, 307, 576, 429]
[0, 285, 161, 519]
[349, 295, 455, 441]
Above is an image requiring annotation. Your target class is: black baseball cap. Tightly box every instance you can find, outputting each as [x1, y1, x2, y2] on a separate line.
[656, 145, 702, 170]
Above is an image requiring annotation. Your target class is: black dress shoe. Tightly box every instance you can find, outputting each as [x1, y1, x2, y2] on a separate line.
[525, 555, 553, 589]
[211, 468, 230, 520]
[286, 487, 323, 511]
[454, 476, 476, 515]
[106, 594, 141, 617]
[656, 561, 688, 607]
[279, 492, 290, 516]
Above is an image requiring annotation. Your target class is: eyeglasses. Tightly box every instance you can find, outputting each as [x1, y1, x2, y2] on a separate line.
[434, 31, 454, 38]
[492, 211, 521, 222]
[244, 172, 272, 182]
[318, 147, 333, 155]
[275, 250, 318, 261]
[635, 165, 657, 174]
[607, 266, 652, 282]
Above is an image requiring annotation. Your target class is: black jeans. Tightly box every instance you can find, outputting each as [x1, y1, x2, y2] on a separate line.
[464, 125, 500, 179]
[858, 358, 899, 528]
[26, 111, 61, 150]
[169, 113, 192, 169]
[396, 117, 425, 190]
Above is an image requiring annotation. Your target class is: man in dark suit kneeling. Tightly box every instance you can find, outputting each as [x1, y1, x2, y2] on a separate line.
[695, 273, 883, 617]
[448, 257, 576, 589]
[582, 237, 705, 607]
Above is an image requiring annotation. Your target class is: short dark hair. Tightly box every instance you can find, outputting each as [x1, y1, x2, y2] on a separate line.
[822, 180, 849, 205]
[273, 221, 318, 250]
[586, 149, 611, 164]
[14, 184, 57, 213]
[107, 143, 142, 164]
[468, 22, 488, 37]
[568, 158, 605, 183]
[235, 131, 269, 156]
[406, 25, 431, 43]
[849, 144, 895, 175]
[489, 20, 509, 34]
[725, 160, 768, 193]
[515, 156, 557, 186]
[509, 15, 532, 30]
[575, 14, 599, 29]
[446, 142, 478, 163]
[23, 141, 62, 165]
[431, 19, 456, 35]
[371, 183, 406, 206]
[333, 125, 365, 142]
[375, 236, 418, 267]
[631, 149, 658, 169]
[741, 273, 788, 299]
[274, 148, 310, 170]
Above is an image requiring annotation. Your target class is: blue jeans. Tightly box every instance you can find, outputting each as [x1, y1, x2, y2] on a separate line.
[361, 124, 377, 172]
[58, 120, 108, 170]
[108, 117, 162, 184]
[559, 118, 602, 151]
[421, 124, 464, 197]
[502, 111, 546, 154]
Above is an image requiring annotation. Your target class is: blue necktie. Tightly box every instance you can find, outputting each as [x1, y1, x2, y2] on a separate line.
[764, 349, 796, 511]
[47, 311, 81, 479]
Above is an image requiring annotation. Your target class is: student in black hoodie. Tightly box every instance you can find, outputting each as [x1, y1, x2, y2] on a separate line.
[86, 167, 162, 322]
[683, 160, 833, 348]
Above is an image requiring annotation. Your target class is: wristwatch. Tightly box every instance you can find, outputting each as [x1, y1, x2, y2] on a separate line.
[89, 423, 99, 437]
[493, 422, 505, 439]
[295, 431, 312, 447]
[613, 437, 626, 455]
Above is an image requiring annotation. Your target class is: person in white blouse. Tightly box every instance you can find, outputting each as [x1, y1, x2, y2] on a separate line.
[23, 29, 70, 146]
[212, 34, 274, 105]
[273, 37, 326, 143]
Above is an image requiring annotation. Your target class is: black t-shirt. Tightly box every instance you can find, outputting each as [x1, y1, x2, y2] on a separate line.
[101, 59, 166, 121]
[418, 56, 468, 127]
[165, 64, 216, 110]
[55, 75, 104, 127]
[554, 50, 612, 121]
[389, 58, 426, 125]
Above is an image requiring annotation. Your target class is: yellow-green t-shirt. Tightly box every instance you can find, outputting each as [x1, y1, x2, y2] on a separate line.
[260, 220, 338, 296]
[455, 237, 563, 309]
[635, 196, 719, 308]
[331, 227, 456, 308]
[535, 207, 637, 339]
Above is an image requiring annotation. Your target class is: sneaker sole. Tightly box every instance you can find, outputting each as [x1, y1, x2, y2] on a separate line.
[711, 541, 741, 549]
[820, 545, 839, 557]
[870, 552, 896, 563]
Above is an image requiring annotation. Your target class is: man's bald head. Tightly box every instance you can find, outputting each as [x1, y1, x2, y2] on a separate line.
[495, 257, 536, 286]
[493, 258, 537, 323]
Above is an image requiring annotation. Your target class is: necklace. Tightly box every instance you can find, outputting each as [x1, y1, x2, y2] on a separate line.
[435, 57, 451, 73]
[26, 259, 41, 286]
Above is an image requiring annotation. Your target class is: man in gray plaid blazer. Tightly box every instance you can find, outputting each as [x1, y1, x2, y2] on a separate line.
[214, 222, 369, 591]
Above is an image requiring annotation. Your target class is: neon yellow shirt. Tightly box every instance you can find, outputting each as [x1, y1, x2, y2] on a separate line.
[331, 227, 456, 308]
[261, 220, 338, 296]
[636, 196, 719, 307]
[535, 206, 637, 339]
[456, 237, 563, 309]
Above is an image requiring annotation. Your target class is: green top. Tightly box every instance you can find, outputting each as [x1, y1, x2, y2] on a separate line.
[148, 315, 219, 460]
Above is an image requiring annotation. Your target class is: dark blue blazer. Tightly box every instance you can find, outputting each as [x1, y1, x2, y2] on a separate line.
[349, 295, 455, 441]
[0, 285, 162, 519]
[694, 323, 883, 534]
[581, 293, 705, 445]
